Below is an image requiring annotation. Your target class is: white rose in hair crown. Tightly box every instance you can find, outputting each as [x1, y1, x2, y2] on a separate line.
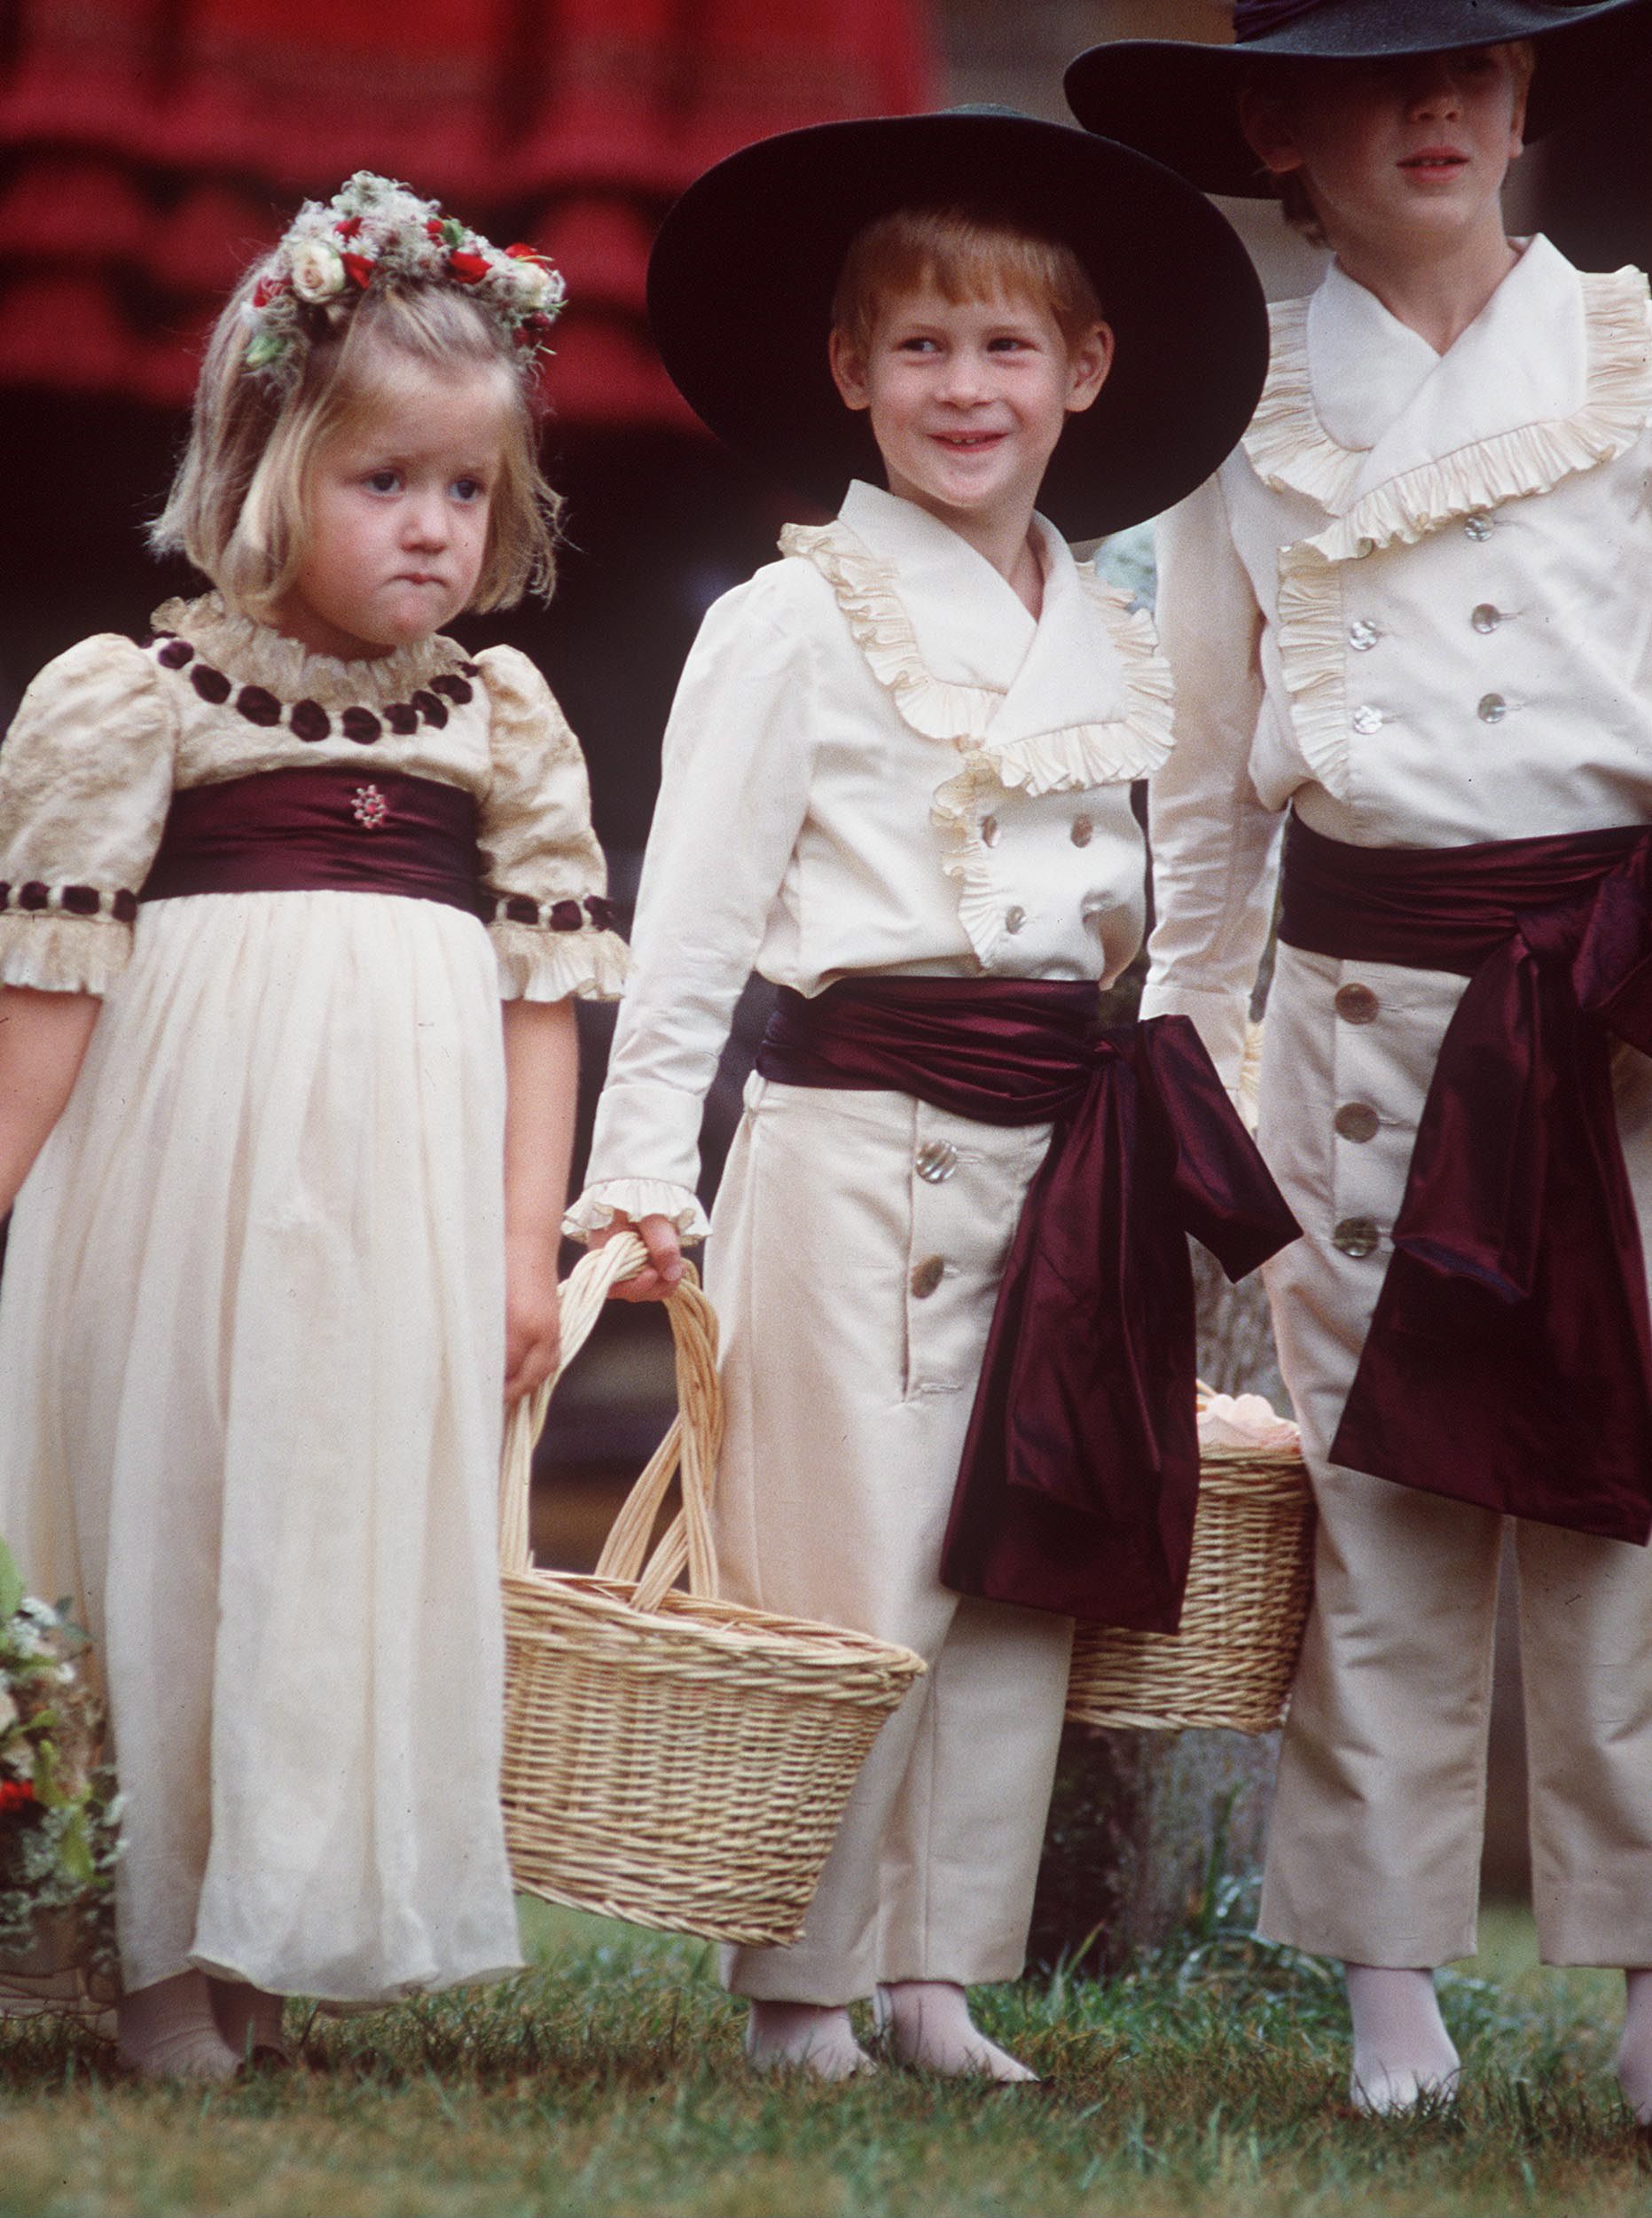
[241, 171, 568, 385]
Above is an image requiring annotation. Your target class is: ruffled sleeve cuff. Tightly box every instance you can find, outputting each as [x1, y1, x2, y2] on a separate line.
[0, 908, 133, 995]
[488, 913, 630, 1002]
[562, 1179, 710, 1243]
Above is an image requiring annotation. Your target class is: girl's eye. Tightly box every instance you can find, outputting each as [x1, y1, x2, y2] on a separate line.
[364, 469, 401, 495]
[451, 476, 488, 503]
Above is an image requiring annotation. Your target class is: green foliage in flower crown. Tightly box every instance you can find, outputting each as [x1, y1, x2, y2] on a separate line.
[0, 1540, 121, 1993]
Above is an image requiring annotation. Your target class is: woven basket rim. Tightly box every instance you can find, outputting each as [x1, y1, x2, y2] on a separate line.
[503, 1564, 928, 1677]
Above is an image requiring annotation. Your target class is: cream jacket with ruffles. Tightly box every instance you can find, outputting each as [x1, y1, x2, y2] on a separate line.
[1142, 235, 1652, 1085]
[569, 479, 1171, 1241]
[0, 595, 629, 1003]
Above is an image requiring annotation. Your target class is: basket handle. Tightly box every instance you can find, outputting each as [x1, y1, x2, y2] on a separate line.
[497, 1232, 725, 1613]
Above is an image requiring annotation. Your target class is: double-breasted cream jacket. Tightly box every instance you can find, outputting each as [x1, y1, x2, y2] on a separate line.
[1142, 235, 1652, 1449]
[570, 480, 1172, 1239]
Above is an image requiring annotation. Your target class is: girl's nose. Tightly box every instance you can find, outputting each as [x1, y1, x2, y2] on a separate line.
[403, 490, 449, 547]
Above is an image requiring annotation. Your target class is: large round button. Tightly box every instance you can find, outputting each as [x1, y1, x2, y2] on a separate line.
[1070, 815, 1094, 848]
[1351, 705, 1383, 735]
[1004, 905, 1026, 935]
[1333, 1217, 1381, 1258]
[1464, 513, 1494, 542]
[1478, 694, 1508, 725]
[915, 1140, 959, 1185]
[1471, 604, 1503, 634]
[1334, 1102, 1380, 1143]
[1335, 983, 1380, 1025]
[910, 1256, 945, 1299]
[1348, 620, 1380, 652]
[980, 815, 1000, 848]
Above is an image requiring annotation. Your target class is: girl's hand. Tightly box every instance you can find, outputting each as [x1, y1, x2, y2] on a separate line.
[593, 1212, 685, 1303]
[504, 1231, 562, 1402]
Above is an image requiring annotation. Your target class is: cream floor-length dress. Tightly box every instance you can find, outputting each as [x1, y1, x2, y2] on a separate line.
[0, 606, 627, 2001]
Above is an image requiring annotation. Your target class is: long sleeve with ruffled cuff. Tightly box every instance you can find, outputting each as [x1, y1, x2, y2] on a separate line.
[0, 636, 176, 994]
[474, 646, 629, 1002]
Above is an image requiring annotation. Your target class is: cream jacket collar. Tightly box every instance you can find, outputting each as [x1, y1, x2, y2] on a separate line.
[782, 480, 1170, 794]
[1243, 235, 1652, 563]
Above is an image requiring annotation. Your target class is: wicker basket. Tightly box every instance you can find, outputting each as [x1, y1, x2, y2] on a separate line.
[498, 1234, 927, 1946]
[1065, 1444, 1315, 1734]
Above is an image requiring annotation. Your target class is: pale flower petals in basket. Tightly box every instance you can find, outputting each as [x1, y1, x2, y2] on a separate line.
[1065, 1386, 1314, 1735]
[498, 1233, 926, 1947]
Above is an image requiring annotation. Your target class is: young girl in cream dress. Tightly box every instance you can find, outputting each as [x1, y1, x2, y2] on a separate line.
[0, 173, 625, 2077]
[1069, 0, 1652, 2116]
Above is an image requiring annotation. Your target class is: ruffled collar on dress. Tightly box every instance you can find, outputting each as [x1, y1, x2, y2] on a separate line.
[151, 593, 468, 710]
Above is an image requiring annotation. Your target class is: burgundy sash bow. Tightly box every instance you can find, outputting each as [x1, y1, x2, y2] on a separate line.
[758, 980, 1299, 1630]
[1280, 814, 1652, 1541]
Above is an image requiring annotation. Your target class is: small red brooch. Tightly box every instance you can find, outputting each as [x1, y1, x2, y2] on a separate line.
[351, 784, 389, 831]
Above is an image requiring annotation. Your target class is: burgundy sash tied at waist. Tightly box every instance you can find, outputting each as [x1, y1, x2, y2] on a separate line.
[758, 979, 1300, 1631]
[1280, 811, 1652, 1541]
[140, 766, 482, 913]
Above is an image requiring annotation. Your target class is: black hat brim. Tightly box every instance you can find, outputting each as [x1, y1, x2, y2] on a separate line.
[1066, 0, 1652, 200]
[646, 112, 1271, 539]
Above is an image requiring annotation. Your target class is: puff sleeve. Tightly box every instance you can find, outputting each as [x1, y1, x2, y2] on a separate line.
[0, 635, 176, 993]
[474, 645, 629, 1002]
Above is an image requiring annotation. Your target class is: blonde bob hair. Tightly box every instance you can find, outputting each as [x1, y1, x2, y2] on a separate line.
[830, 206, 1105, 358]
[153, 273, 561, 614]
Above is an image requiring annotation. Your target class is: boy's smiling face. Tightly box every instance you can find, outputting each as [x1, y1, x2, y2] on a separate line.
[1241, 46, 1530, 256]
[829, 285, 1111, 539]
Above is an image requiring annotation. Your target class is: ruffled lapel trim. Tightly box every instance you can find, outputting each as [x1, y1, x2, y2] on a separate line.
[1257, 260, 1652, 803]
[1243, 256, 1652, 563]
[782, 513, 1170, 968]
[152, 594, 466, 709]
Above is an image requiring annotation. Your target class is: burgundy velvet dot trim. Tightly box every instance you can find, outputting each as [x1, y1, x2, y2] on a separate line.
[18, 884, 49, 912]
[113, 890, 139, 923]
[504, 895, 540, 925]
[156, 639, 195, 670]
[236, 685, 282, 727]
[61, 886, 100, 916]
[385, 702, 419, 736]
[191, 664, 231, 704]
[289, 700, 330, 742]
[341, 706, 381, 745]
[411, 689, 447, 728]
[583, 895, 615, 932]
[430, 674, 473, 706]
[549, 899, 583, 931]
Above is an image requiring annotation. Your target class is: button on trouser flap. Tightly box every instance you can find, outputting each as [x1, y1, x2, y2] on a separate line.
[1335, 983, 1381, 1025]
[1333, 1216, 1380, 1258]
[910, 1255, 944, 1299]
[1335, 1102, 1380, 1144]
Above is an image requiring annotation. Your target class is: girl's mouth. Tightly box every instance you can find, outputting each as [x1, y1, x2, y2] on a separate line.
[1398, 149, 1468, 178]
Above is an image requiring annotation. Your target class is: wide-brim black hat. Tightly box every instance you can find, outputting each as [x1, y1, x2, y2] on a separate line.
[646, 110, 1270, 539]
[1066, 0, 1652, 200]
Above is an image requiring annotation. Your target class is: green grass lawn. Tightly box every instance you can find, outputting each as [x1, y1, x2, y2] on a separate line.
[0, 1897, 1645, 2218]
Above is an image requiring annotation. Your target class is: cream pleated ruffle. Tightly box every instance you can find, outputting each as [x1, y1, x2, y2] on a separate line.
[0, 890, 524, 2002]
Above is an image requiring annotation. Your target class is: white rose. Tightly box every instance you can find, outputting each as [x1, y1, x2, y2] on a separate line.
[289, 239, 347, 304]
[507, 256, 554, 312]
[1197, 1391, 1301, 1453]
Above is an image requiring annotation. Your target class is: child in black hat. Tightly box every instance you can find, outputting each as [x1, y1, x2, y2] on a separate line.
[1070, 0, 1652, 2119]
[567, 110, 1290, 2079]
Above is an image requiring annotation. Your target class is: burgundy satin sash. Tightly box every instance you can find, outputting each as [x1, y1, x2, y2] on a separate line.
[140, 766, 482, 913]
[1280, 812, 1652, 1541]
[758, 980, 1300, 1631]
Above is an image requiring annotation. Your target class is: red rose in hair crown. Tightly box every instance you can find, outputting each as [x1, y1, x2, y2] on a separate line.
[241, 171, 568, 386]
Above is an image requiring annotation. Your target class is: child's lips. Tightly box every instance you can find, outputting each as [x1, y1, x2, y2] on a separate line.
[1398, 147, 1468, 177]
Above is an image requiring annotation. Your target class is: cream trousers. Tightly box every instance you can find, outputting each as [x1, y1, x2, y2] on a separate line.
[705, 1076, 1074, 2005]
[1257, 944, 1652, 1968]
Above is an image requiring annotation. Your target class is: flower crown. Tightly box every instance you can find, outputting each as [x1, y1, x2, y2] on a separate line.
[242, 171, 568, 388]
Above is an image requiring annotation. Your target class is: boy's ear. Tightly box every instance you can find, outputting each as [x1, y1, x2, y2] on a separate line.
[828, 327, 872, 412]
[1238, 83, 1305, 177]
[1066, 322, 1115, 416]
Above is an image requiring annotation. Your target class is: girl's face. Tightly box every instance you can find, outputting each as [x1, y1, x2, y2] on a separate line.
[276, 357, 513, 661]
[1241, 46, 1530, 255]
[828, 286, 1111, 537]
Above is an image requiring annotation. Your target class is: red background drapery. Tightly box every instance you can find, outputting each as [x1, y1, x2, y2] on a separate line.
[0, 0, 933, 416]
